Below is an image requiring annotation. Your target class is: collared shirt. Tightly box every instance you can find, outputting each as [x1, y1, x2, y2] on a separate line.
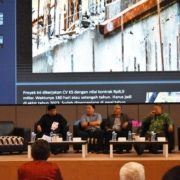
[144, 113, 173, 134]
[80, 113, 102, 130]
[112, 117, 121, 131]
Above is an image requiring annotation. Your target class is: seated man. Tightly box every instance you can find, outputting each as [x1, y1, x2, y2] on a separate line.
[35, 105, 68, 154]
[104, 104, 132, 153]
[135, 104, 174, 155]
[79, 104, 104, 153]
[18, 139, 63, 180]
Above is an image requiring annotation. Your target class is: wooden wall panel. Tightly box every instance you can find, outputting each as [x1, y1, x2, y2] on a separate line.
[56, 105, 77, 132]
[1, 159, 180, 180]
[138, 104, 169, 120]
[107, 105, 139, 120]
[0, 104, 180, 146]
[169, 104, 180, 146]
[0, 106, 16, 123]
[16, 105, 45, 129]
[76, 105, 108, 120]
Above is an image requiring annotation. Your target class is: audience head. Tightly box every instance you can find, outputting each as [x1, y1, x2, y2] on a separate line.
[119, 162, 145, 180]
[162, 166, 180, 180]
[47, 104, 57, 116]
[31, 139, 50, 160]
[85, 104, 95, 116]
[113, 104, 122, 116]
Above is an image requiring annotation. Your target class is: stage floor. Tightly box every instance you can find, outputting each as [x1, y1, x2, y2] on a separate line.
[1, 151, 180, 180]
[0, 150, 180, 161]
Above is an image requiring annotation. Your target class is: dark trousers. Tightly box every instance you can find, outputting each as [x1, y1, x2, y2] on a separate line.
[35, 125, 69, 154]
[134, 133, 166, 155]
[77, 128, 104, 152]
[134, 144, 162, 155]
[104, 130, 132, 152]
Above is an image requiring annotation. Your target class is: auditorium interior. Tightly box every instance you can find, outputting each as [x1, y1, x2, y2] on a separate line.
[0, 104, 180, 179]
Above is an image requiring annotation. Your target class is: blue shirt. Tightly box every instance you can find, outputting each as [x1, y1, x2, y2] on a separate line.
[80, 113, 102, 130]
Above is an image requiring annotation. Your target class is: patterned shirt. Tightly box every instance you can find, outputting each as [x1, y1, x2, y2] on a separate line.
[144, 113, 173, 134]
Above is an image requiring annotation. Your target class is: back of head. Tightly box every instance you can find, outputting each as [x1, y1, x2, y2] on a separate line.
[162, 166, 180, 180]
[31, 139, 50, 160]
[119, 162, 145, 180]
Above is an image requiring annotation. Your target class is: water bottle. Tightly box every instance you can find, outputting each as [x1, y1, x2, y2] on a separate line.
[31, 131, 36, 142]
[128, 130, 132, 141]
[66, 131, 72, 141]
[112, 131, 117, 141]
[50, 131, 53, 142]
[151, 131, 156, 141]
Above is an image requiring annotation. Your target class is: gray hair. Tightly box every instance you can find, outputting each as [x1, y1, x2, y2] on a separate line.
[119, 162, 145, 180]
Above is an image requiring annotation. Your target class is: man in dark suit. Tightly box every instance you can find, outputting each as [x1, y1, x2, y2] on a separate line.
[104, 104, 132, 153]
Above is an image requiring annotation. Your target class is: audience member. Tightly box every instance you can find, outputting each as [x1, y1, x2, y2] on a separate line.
[119, 162, 145, 180]
[79, 104, 104, 153]
[162, 166, 180, 180]
[18, 139, 63, 180]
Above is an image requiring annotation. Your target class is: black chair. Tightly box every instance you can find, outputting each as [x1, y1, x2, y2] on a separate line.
[73, 119, 106, 152]
[103, 118, 133, 153]
[140, 121, 175, 153]
[34, 122, 69, 153]
[0, 121, 31, 154]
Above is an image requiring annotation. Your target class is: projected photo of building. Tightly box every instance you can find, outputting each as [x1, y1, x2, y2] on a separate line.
[32, 0, 180, 73]
[146, 92, 180, 103]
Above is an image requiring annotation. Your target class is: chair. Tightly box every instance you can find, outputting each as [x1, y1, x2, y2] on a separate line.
[34, 122, 69, 153]
[140, 120, 175, 152]
[0, 121, 31, 154]
[73, 120, 106, 152]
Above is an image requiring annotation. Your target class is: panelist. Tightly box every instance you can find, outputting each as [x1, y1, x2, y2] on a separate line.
[104, 104, 132, 153]
[79, 104, 104, 153]
[35, 105, 68, 154]
[135, 104, 174, 154]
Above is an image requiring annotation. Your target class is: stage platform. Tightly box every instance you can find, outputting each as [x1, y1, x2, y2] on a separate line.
[0, 151, 180, 180]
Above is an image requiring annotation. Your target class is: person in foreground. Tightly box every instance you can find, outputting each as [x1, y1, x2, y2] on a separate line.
[162, 166, 180, 180]
[18, 139, 63, 180]
[119, 162, 145, 180]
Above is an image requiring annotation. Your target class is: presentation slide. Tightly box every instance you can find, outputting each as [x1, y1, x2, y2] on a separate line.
[0, 0, 180, 104]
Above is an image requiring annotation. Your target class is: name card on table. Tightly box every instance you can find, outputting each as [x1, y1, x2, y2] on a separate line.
[157, 137, 166, 142]
[73, 137, 82, 142]
[56, 137, 63, 142]
[41, 135, 51, 142]
[118, 137, 126, 142]
[139, 137, 145, 142]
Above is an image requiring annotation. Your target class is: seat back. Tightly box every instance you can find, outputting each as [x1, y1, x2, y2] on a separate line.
[0, 121, 14, 136]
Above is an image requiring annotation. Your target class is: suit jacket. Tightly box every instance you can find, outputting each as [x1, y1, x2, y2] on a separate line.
[18, 160, 63, 180]
[105, 113, 130, 131]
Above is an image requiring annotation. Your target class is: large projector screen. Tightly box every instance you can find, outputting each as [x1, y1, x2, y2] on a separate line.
[0, 0, 180, 104]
